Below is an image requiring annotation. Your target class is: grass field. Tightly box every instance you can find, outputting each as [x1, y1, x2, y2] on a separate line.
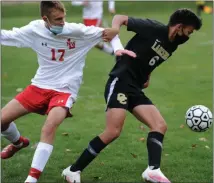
[1, 2, 213, 183]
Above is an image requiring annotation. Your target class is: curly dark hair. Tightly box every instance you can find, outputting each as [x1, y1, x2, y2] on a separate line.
[168, 8, 202, 30]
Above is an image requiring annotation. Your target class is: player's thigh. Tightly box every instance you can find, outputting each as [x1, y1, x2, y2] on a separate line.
[41, 106, 68, 138]
[1, 99, 29, 125]
[103, 77, 128, 134]
[45, 92, 74, 127]
[132, 105, 167, 132]
[129, 92, 167, 131]
[100, 108, 126, 144]
[104, 94, 127, 134]
[45, 106, 68, 127]
[105, 108, 126, 131]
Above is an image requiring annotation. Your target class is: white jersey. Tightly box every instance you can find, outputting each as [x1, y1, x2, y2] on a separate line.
[72, 0, 115, 19]
[1, 20, 104, 101]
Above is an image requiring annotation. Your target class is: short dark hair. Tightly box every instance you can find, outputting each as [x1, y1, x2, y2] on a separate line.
[40, 1, 65, 17]
[168, 8, 202, 30]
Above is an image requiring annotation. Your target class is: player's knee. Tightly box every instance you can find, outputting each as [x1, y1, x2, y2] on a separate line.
[1, 123, 10, 132]
[151, 119, 167, 133]
[106, 128, 122, 140]
[41, 122, 57, 136]
[1, 110, 10, 126]
[1, 110, 12, 131]
[112, 129, 121, 139]
[159, 122, 168, 133]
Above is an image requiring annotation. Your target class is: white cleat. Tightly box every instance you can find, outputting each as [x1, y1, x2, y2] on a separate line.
[142, 166, 171, 183]
[62, 166, 81, 183]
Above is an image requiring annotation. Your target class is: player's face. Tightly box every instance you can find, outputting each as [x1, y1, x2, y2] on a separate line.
[47, 8, 65, 26]
[172, 24, 196, 44]
[43, 8, 65, 34]
[177, 25, 195, 37]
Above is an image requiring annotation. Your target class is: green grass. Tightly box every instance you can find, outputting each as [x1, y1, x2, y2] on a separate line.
[1, 2, 213, 183]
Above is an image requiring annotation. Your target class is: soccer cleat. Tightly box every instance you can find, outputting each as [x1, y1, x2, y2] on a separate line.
[142, 166, 171, 183]
[1, 136, 30, 159]
[62, 166, 81, 183]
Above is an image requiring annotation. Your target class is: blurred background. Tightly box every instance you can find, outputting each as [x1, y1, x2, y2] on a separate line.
[1, 1, 213, 183]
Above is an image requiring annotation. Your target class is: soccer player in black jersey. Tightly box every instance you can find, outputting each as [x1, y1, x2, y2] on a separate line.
[62, 8, 202, 183]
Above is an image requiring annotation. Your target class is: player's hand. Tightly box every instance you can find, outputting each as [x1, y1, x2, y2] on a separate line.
[103, 28, 119, 42]
[143, 74, 151, 88]
[115, 49, 137, 58]
[143, 81, 149, 88]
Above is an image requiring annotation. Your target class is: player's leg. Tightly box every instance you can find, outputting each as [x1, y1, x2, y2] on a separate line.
[129, 94, 170, 183]
[62, 108, 126, 183]
[62, 77, 128, 183]
[25, 92, 73, 183]
[1, 98, 30, 159]
[72, 108, 126, 170]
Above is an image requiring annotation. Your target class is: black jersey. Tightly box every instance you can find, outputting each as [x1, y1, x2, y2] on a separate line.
[109, 17, 180, 89]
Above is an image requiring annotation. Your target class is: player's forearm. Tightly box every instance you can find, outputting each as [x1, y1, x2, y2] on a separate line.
[110, 35, 124, 53]
[1, 29, 31, 48]
[112, 15, 128, 30]
[0, 30, 18, 47]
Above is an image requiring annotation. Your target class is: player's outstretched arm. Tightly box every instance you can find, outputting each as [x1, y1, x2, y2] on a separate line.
[102, 15, 128, 41]
[109, 35, 136, 58]
[112, 15, 128, 30]
[102, 28, 119, 42]
[1, 24, 33, 48]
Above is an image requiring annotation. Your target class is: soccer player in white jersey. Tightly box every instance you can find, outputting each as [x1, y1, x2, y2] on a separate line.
[72, 0, 115, 55]
[0, 1, 136, 183]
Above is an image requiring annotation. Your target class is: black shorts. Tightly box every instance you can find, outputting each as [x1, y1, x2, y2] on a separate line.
[104, 77, 153, 112]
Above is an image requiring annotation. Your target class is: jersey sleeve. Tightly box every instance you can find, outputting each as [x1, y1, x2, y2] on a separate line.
[67, 23, 104, 46]
[127, 17, 158, 37]
[0, 23, 33, 48]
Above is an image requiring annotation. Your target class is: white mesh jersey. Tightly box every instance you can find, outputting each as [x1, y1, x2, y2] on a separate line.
[1, 20, 104, 101]
[72, 0, 115, 19]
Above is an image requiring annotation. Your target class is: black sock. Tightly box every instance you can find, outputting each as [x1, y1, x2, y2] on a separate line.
[70, 136, 107, 172]
[147, 131, 164, 170]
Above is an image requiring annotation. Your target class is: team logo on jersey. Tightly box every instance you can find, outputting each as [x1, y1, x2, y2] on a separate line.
[67, 39, 75, 49]
[42, 42, 47, 46]
[151, 39, 169, 60]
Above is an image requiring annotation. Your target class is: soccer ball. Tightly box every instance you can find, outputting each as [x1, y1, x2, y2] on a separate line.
[185, 105, 213, 132]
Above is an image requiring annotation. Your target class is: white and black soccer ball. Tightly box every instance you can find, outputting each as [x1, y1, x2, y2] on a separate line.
[185, 105, 213, 132]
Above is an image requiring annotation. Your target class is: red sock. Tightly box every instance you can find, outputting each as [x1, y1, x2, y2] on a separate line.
[29, 167, 42, 180]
